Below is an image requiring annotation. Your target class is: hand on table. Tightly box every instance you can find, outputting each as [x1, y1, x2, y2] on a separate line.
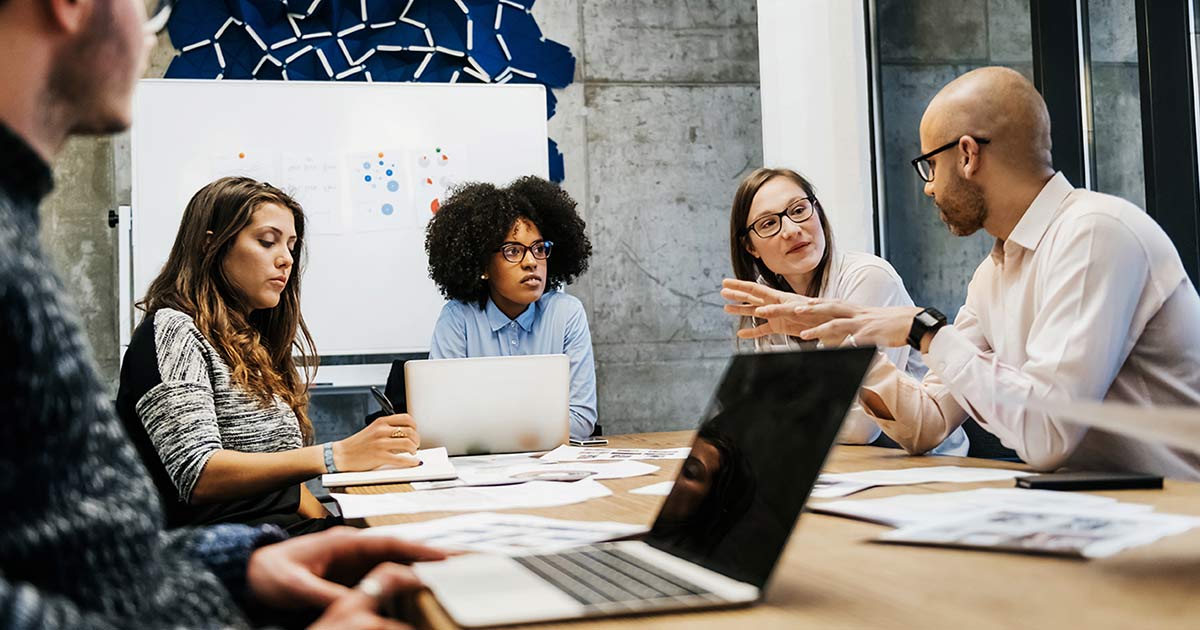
[307, 562, 422, 630]
[247, 526, 446, 613]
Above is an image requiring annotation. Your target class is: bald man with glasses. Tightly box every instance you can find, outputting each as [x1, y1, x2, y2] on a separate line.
[724, 66, 1200, 480]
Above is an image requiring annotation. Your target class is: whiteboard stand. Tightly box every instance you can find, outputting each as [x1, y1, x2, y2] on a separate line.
[117, 204, 133, 366]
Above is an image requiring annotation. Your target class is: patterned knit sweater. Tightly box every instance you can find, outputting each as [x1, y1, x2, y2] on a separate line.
[0, 124, 283, 629]
[117, 309, 305, 528]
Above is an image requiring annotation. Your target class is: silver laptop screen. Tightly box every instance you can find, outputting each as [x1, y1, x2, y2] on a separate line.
[644, 347, 875, 589]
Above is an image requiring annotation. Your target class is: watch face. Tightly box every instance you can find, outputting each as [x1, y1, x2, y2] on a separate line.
[918, 308, 946, 327]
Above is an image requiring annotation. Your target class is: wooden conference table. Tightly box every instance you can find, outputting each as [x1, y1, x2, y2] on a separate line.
[348, 431, 1200, 630]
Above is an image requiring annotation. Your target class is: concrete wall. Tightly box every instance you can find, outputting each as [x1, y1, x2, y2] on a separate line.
[41, 1, 1149, 443]
[304, 1, 765, 439]
[38, 5, 762, 442]
[877, 0, 1033, 318]
[544, 0, 762, 434]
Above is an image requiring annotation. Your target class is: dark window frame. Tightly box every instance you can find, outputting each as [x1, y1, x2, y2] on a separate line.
[1135, 0, 1200, 286]
[1030, 0, 1095, 189]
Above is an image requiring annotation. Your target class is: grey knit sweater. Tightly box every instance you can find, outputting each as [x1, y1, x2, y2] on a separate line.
[0, 124, 282, 629]
[117, 308, 306, 529]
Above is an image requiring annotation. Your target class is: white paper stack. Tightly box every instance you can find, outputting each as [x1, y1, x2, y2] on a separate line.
[540, 445, 691, 462]
[811, 488, 1152, 527]
[332, 477, 613, 519]
[877, 506, 1200, 559]
[321, 447, 457, 488]
[810, 486, 1199, 559]
[413, 459, 660, 490]
[812, 466, 1032, 498]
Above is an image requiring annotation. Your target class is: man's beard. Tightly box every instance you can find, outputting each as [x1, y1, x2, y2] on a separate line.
[936, 171, 987, 236]
[45, 0, 133, 136]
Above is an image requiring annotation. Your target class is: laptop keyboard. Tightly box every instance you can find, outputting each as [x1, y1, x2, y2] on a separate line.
[513, 545, 727, 613]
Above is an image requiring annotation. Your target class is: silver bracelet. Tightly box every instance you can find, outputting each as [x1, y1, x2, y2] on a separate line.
[323, 442, 338, 473]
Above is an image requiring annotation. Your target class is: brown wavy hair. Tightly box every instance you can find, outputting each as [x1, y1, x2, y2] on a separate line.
[137, 177, 318, 443]
[729, 167, 835, 297]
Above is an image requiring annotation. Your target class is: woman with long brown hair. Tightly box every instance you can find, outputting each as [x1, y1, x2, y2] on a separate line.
[721, 167, 968, 455]
[117, 177, 419, 532]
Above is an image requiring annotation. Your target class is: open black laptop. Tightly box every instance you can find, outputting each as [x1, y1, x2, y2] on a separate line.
[411, 347, 876, 627]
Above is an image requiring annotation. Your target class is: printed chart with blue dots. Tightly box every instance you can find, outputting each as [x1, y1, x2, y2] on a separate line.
[349, 146, 465, 230]
[351, 150, 409, 229]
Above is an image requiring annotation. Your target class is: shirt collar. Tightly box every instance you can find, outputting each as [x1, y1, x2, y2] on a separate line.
[485, 295, 540, 333]
[0, 123, 55, 211]
[1005, 171, 1074, 253]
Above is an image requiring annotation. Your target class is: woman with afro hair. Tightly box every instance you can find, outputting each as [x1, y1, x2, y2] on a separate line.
[424, 176, 598, 438]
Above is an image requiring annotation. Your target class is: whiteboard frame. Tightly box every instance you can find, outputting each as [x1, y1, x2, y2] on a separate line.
[127, 79, 549, 368]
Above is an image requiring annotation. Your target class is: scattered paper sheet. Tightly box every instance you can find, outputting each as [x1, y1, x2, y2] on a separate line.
[412, 460, 659, 490]
[333, 478, 612, 519]
[362, 512, 646, 555]
[811, 478, 876, 498]
[822, 466, 1032, 486]
[450, 452, 547, 469]
[810, 466, 1031, 498]
[630, 481, 675, 496]
[540, 445, 691, 462]
[878, 507, 1200, 558]
[321, 447, 456, 488]
[811, 488, 1154, 528]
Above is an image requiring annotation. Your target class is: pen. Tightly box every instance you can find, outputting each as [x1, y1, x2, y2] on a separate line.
[369, 386, 395, 415]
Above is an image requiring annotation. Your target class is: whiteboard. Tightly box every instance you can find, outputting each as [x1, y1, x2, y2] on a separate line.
[130, 79, 548, 356]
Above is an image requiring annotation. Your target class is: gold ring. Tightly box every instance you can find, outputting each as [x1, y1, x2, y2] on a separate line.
[391, 428, 407, 439]
[356, 576, 385, 599]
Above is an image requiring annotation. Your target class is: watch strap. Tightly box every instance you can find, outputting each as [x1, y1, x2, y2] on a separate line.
[907, 307, 947, 350]
[323, 442, 338, 473]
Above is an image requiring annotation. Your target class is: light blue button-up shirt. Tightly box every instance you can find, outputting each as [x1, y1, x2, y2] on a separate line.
[428, 291, 598, 439]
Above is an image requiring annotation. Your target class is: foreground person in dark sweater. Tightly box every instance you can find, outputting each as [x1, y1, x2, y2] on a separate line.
[0, 0, 443, 628]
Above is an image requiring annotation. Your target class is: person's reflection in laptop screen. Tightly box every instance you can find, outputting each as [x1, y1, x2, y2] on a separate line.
[650, 423, 757, 556]
[646, 349, 869, 588]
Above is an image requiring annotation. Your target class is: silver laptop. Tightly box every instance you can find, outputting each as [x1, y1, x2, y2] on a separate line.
[405, 354, 570, 456]
[412, 347, 877, 627]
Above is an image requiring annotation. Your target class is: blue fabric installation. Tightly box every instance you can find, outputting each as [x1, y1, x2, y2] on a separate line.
[165, 0, 574, 182]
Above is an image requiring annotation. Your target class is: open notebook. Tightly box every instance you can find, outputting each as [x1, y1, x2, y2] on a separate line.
[321, 447, 457, 488]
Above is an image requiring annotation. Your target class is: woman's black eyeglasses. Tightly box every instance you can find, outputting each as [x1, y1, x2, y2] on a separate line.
[910, 136, 990, 182]
[738, 197, 816, 239]
[497, 240, 553, 263]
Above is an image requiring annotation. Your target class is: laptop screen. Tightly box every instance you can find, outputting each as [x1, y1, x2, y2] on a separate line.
[644, 347, 875, 589]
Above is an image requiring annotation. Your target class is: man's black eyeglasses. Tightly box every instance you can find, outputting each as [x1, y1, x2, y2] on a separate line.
[497, 240, 553, 263]
[145, 0, 176, 35]
[911, 137, 990, 183]
[738, 197, 816, 240]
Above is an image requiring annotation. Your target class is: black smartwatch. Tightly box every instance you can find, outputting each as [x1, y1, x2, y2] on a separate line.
[907, 307, 947, 350]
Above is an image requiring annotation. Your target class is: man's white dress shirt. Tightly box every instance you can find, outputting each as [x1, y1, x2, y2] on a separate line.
[861, 172, 1200, 479]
